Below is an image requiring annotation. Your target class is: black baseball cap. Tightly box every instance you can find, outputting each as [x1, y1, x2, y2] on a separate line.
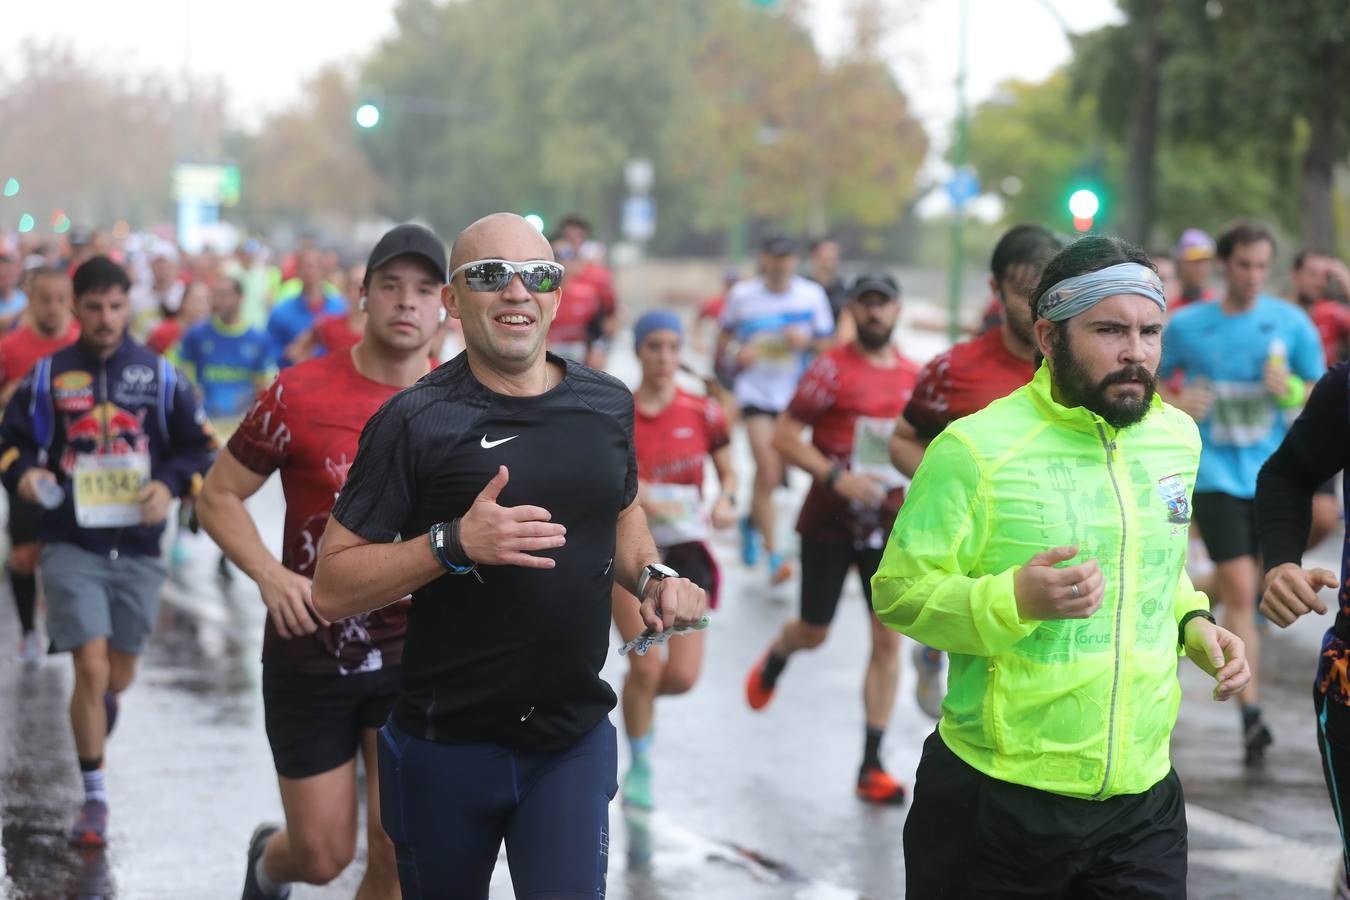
[761, 234, 799, 256]
[364, 223, 448, 287]
[848, 272, 900, 301]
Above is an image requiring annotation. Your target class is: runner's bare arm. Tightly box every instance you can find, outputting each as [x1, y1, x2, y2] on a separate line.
[198, 449, 329, 638]
[314, 464, 568, 620]
[311, 517, 443, 621]
[710, 444, 737, 529]
[888, 415, 928, 479]
[774, 410, 881, 506]
[772, 411, 833, 481]
[613, 497, 707, 632]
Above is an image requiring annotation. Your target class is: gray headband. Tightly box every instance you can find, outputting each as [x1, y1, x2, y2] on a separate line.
[1036, 262, 1167, 322]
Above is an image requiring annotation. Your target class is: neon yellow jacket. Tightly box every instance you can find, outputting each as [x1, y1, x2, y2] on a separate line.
[872, 362, 1209, 800]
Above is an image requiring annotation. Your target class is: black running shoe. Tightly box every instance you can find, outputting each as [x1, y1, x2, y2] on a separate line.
[1243, 716, 1273, 766]
[241, 823, 289, 900]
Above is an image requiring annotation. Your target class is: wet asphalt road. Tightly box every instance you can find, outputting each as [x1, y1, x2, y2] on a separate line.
[1, 318, 1346, 898]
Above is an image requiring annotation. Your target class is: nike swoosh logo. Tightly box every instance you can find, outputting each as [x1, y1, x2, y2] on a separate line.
[480, 435, 519, 449]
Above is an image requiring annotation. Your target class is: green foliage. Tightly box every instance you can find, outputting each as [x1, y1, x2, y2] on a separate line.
[357, 0, 926, 248]
[965, 68, 1289, 248]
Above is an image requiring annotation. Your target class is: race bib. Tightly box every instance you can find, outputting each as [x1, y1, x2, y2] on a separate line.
[1208, 382, 1275, 448]
[750, 331, 798, 374]
[644, 483, 707, 548]
[73, 452, 150, 528]
[852, 416, 907, 489]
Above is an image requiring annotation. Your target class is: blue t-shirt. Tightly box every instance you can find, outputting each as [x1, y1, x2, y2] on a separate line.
[266, 292, 344, 366]
[0, 288, 28, 322]
[177, 318, 277, 420]
[1159, 294, 1325, 498]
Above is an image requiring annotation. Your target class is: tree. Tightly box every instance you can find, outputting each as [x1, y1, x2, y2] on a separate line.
[356, 0, 926, 251]
[237, 65, 385, 227]
[0, 41, 202, 230]
[965, 69, 1285, 246]
[1077, 0, 1350, 252]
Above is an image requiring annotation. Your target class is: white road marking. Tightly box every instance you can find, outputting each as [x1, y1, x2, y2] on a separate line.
[1187, 802, 1340, 890]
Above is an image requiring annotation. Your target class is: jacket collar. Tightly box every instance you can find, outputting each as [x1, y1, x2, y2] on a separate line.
[73, 334, 134, 366]
[1024, 359, 1163, 440]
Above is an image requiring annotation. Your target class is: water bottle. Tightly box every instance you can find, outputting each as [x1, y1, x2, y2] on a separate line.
[35, 478, 64, 511]
[1267, 337, 1288, 370]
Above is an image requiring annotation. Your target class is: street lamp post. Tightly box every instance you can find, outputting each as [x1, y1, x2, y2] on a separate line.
[946, 0, 970, 343]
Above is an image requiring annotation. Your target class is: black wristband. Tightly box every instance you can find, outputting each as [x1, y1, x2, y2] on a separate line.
[1178, 609, 1217, 648]
[825, 465, 843, 487]
[447, 517, 474, 567]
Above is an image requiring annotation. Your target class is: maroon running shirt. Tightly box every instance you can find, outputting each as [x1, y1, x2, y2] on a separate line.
[790, 342, 919, 545]
[903, 326, 1035, 443]
[228, 349, 411, 675]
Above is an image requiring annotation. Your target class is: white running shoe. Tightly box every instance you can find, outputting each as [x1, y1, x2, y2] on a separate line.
[19, 631, 42, 668]
[913, 643, 946, 720]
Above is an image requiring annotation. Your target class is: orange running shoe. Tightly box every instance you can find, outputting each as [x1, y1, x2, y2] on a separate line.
[769, 553, 793, 586]
[745, 653, 777, 710]
[856, 767, 908, 805]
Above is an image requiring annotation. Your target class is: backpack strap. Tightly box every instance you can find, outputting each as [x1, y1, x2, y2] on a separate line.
[156, 356, 177, 442]
[29, 356, 54, 452]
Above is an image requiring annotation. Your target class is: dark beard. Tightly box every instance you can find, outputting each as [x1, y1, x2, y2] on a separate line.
[1051, 328, 1156, 429]
[856, 323, 895, 351]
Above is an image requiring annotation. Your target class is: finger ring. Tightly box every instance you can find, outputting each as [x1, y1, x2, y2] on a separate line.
[1071, 583, 1080, 599]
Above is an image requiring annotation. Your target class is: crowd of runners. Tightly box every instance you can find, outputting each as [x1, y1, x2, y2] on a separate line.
[4, 212, 1350, 897]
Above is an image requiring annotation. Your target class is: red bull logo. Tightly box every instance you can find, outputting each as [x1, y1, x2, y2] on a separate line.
[61, 403, 149, 473]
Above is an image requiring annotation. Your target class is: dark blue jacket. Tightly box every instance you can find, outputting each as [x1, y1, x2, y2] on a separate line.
[0, 336, 216, 558]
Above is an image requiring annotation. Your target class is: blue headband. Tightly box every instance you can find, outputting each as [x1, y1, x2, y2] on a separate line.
[633, 310, 684, 350]
[1036, 262, 1167, 322]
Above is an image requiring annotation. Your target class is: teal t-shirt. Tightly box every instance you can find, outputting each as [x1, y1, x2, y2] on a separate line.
[1159, 294, 1324, 498]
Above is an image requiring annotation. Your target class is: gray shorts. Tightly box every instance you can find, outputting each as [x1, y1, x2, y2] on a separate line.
[40, 543, 167, 655]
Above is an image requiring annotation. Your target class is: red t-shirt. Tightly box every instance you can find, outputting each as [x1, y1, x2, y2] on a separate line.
[575, 262, 616, 316]
[698, 293, 726, 322]
[147, 318, 183, 355]
[0, 320, 80, 389]
[790, 343, 920, 543]
[634, 389, 730, 492]
[903, 327, 1035, 442]
[228, 350, 409, 675]
[548, 278, 603, 357]
[1310, 300, 1350, 366]
[314, 313, 361, 356]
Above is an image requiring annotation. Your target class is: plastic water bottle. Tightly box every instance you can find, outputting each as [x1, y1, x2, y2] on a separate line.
[1268, 337, 1288, 370]
[35, 478, 64, 511]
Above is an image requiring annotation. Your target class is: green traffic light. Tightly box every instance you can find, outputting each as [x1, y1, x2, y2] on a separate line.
[1068, 189, 1100, 219]
[3, 178, 18, 198]
[355, 103, 381, 129]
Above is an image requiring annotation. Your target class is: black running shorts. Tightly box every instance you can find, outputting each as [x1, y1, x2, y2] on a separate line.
[799, 538, 884, 627]
[262, 665, 400, 779]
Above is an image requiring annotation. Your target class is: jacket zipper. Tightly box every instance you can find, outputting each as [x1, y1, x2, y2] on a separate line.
[97, 361, 123, 561]
[1094, 424, 1127, 800]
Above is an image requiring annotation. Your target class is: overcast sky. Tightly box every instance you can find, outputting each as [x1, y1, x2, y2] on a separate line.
[2, 0, 1120, 135]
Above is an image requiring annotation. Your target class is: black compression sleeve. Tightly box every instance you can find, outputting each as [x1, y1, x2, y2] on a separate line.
[1256, 362, 1350, 572]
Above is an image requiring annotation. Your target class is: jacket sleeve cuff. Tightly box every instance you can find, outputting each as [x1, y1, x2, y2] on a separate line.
[965, 566, 1039, 654]
[1172, 587, 1210, 626]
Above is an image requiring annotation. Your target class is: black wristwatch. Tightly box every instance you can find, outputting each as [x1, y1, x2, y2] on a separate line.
[1178, 609, 1217, 648]
[638, 562, 679, 599]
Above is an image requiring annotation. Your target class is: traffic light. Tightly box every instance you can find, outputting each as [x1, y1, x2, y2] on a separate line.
[355, 103, 382, 129]
[1068, 188, 1100, 233]
[17, 213, 34, 234]
[3, 177, 18, 198]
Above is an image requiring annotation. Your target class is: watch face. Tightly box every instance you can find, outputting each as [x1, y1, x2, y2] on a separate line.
[650, 563, 678, 578]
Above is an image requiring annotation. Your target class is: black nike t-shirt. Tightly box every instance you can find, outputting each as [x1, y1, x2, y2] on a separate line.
[331, 352, 637, 752]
